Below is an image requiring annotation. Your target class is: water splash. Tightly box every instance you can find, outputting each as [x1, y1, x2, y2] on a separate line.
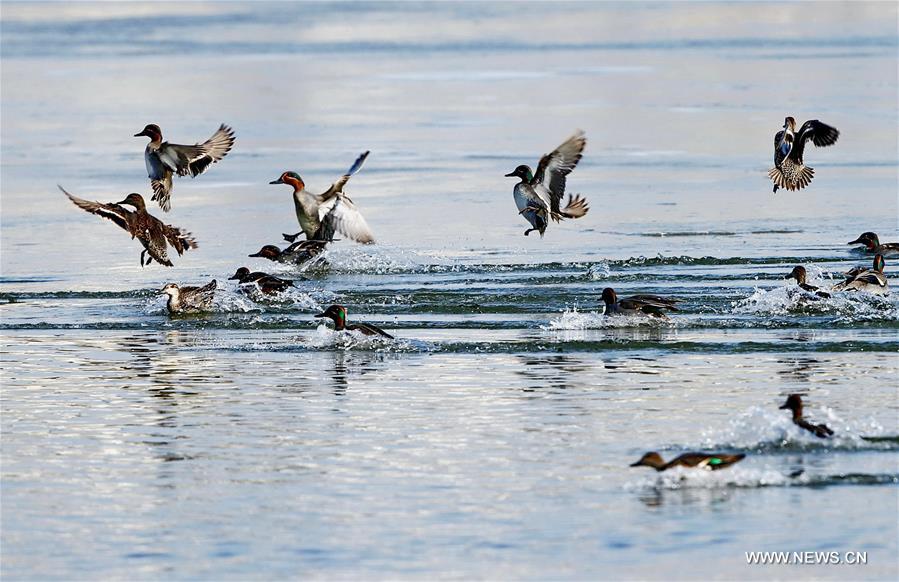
[543, 307, 676, 329]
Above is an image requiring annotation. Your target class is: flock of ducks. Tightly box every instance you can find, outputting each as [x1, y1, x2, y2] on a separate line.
[59, 118, 893, 473]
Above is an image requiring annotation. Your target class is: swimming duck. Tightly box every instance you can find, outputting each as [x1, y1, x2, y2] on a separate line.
[786, 266, 830, 298]
[135, 123, 235, 212]
[847, 232, 899, 258]
[61, 186, 197, 267]
[505, 130, 590, 237]
[160, 280, 216, 314]
[832, 254, 888, 295]
[630, 451, 745, 471]
[779, 394, 834, 438]
[228, 267, 294, 295]
[768, 116, 839, 193]
[271, 151, 375, 244]
[601, 288, 678, 318]
[248, 240, 329, 265]
[314, 304, 394, 338]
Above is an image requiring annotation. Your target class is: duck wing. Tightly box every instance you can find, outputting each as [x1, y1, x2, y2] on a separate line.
[315, 196, 375, 244]
[619, 294, 678, 314]
[532, 130, 586, 216]
[160, 221, 198, 256]
[773, 129, 788, 166]
[182, 279, 217, 307]
[349, 322, 394, 339]
[157, 124, 236, 178]
[791, 120, 839, 162]
[60, 186, 132, 232]
[321, 151, 370, 200]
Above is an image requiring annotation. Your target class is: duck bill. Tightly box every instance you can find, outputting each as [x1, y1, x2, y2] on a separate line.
[504, 171, 516, 177]
[134, 130, 149, 138]
[269, 178, 284, 185]
[778, 403, 789, 410]
[248, 251, 264, 258]
[227, 273, 242, 280]
[629, 461, 643, 467]
[847, 237, 865, 245]
[314, 312, 327, 318]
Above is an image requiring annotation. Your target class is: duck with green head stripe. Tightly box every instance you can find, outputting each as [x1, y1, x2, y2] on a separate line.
[630, 451, 745, 472]
[315, 305, 394, 339]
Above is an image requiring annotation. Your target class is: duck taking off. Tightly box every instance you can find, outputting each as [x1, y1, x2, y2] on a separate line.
[832, 254, 888, 295]
[135, 123, 236, 212]
[505, 130, 590, 237]
[314, 305, 394, 339]
[768, 117, 839, 193]
[160, 280, 217, 314]
[271, 151, 375, 244]
[630, 452, 745, 472]
[60, 186, 197, 267]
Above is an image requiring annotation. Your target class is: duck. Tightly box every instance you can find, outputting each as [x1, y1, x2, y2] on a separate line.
[314, 304, 394, 338]
[832, 254, 888, 295]
[228, 267, 294, 295]
[248, 240, 329, 265]
[135, 123, 235, 212]
[60, 186, 197, 267]
[160, 280, 216, 314]
[768, 116, 839, 193]
[786, 266, 830, 298]
[271, 151, 375, 244]
[601, 287, 678, 318]
[505, 130, 589, 237]
[847, 232, 899, 258]
[779, 394, 834, 438]
[630, 451, 745, 471]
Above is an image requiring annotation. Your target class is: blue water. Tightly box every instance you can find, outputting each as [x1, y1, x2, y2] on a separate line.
[1, 1, 898, 580]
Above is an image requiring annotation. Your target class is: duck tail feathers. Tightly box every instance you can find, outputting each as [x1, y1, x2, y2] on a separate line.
[559, 194, 589, 220]
[768, 165, 814, 192]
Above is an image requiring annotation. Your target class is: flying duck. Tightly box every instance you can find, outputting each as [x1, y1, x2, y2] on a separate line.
[228, 267, 294, 295]
[61, 186, 197, 267]
[786, 266, 830, 298]
[630, 452, 745, 472]
[601, 287, 678, 318]
[847, 232, 899, 258]
[271, 151, 375, 244]
[135, 123, 235, 212]
[768, 116, 839, 193]
[160, 280, 217, 314]
[248, 240, 329, 265]
[779, 394, 834, 438]
[832, 254, 888, 295]
[504, 130, 590, 236]
[314, 304, 394, 338]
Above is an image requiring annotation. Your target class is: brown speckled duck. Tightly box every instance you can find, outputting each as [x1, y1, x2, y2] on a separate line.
[160, 280, 216, 314]
[61, 186, 197, 267]
[769, 116, 839, 193]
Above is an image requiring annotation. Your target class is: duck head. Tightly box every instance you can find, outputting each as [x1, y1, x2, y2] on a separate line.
[783, 116, 797, 131]
[116, 193, 146, 210]
[134, 123, 163, 142]
[873, 254, 885, 273]
[248, 245, 281, 260]
[504, 165, 533, 181]
[787, 266, 807, 285]
[601, 287, 618, 305]
[269, 171, 305, 191]
[228, 267, 251, 281]
[160, 283, 180, 297]
[315, 304, 347, 330]
[779, 394, 804, 419]
[848, 232, 879, 250]
[630, 452, 665, 470]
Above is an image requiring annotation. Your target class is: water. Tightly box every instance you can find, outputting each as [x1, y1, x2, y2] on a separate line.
[2, 1, 898, 579]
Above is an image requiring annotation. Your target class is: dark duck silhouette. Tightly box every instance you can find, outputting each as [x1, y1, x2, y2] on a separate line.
[248, 240, 329, 265]
[630, 452, 745, 471]
[61, 186, 197, 267]
[228, 267, 294, 295]
[768, 116, 839, 193]
[135, 123, 235, 212]
[601, 288, 678, 318]
[779, 394, 834, 438]
[314, 305, 394, 339]
[505, 130, 590, 237]
[847, 232, 899, 258]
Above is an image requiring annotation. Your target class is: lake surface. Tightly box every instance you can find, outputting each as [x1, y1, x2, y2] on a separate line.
[1, 1, 898, 580]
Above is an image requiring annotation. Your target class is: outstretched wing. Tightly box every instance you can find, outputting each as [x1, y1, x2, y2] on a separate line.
[321, 150, 370, 200]
[60, 185, 132, 232]
[161, 222, 198, 256]
[316, 196, 375, 244]
[157, 124, 236, 178]
[791, 120, 839, 161]
[532, 130, 586, 215]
